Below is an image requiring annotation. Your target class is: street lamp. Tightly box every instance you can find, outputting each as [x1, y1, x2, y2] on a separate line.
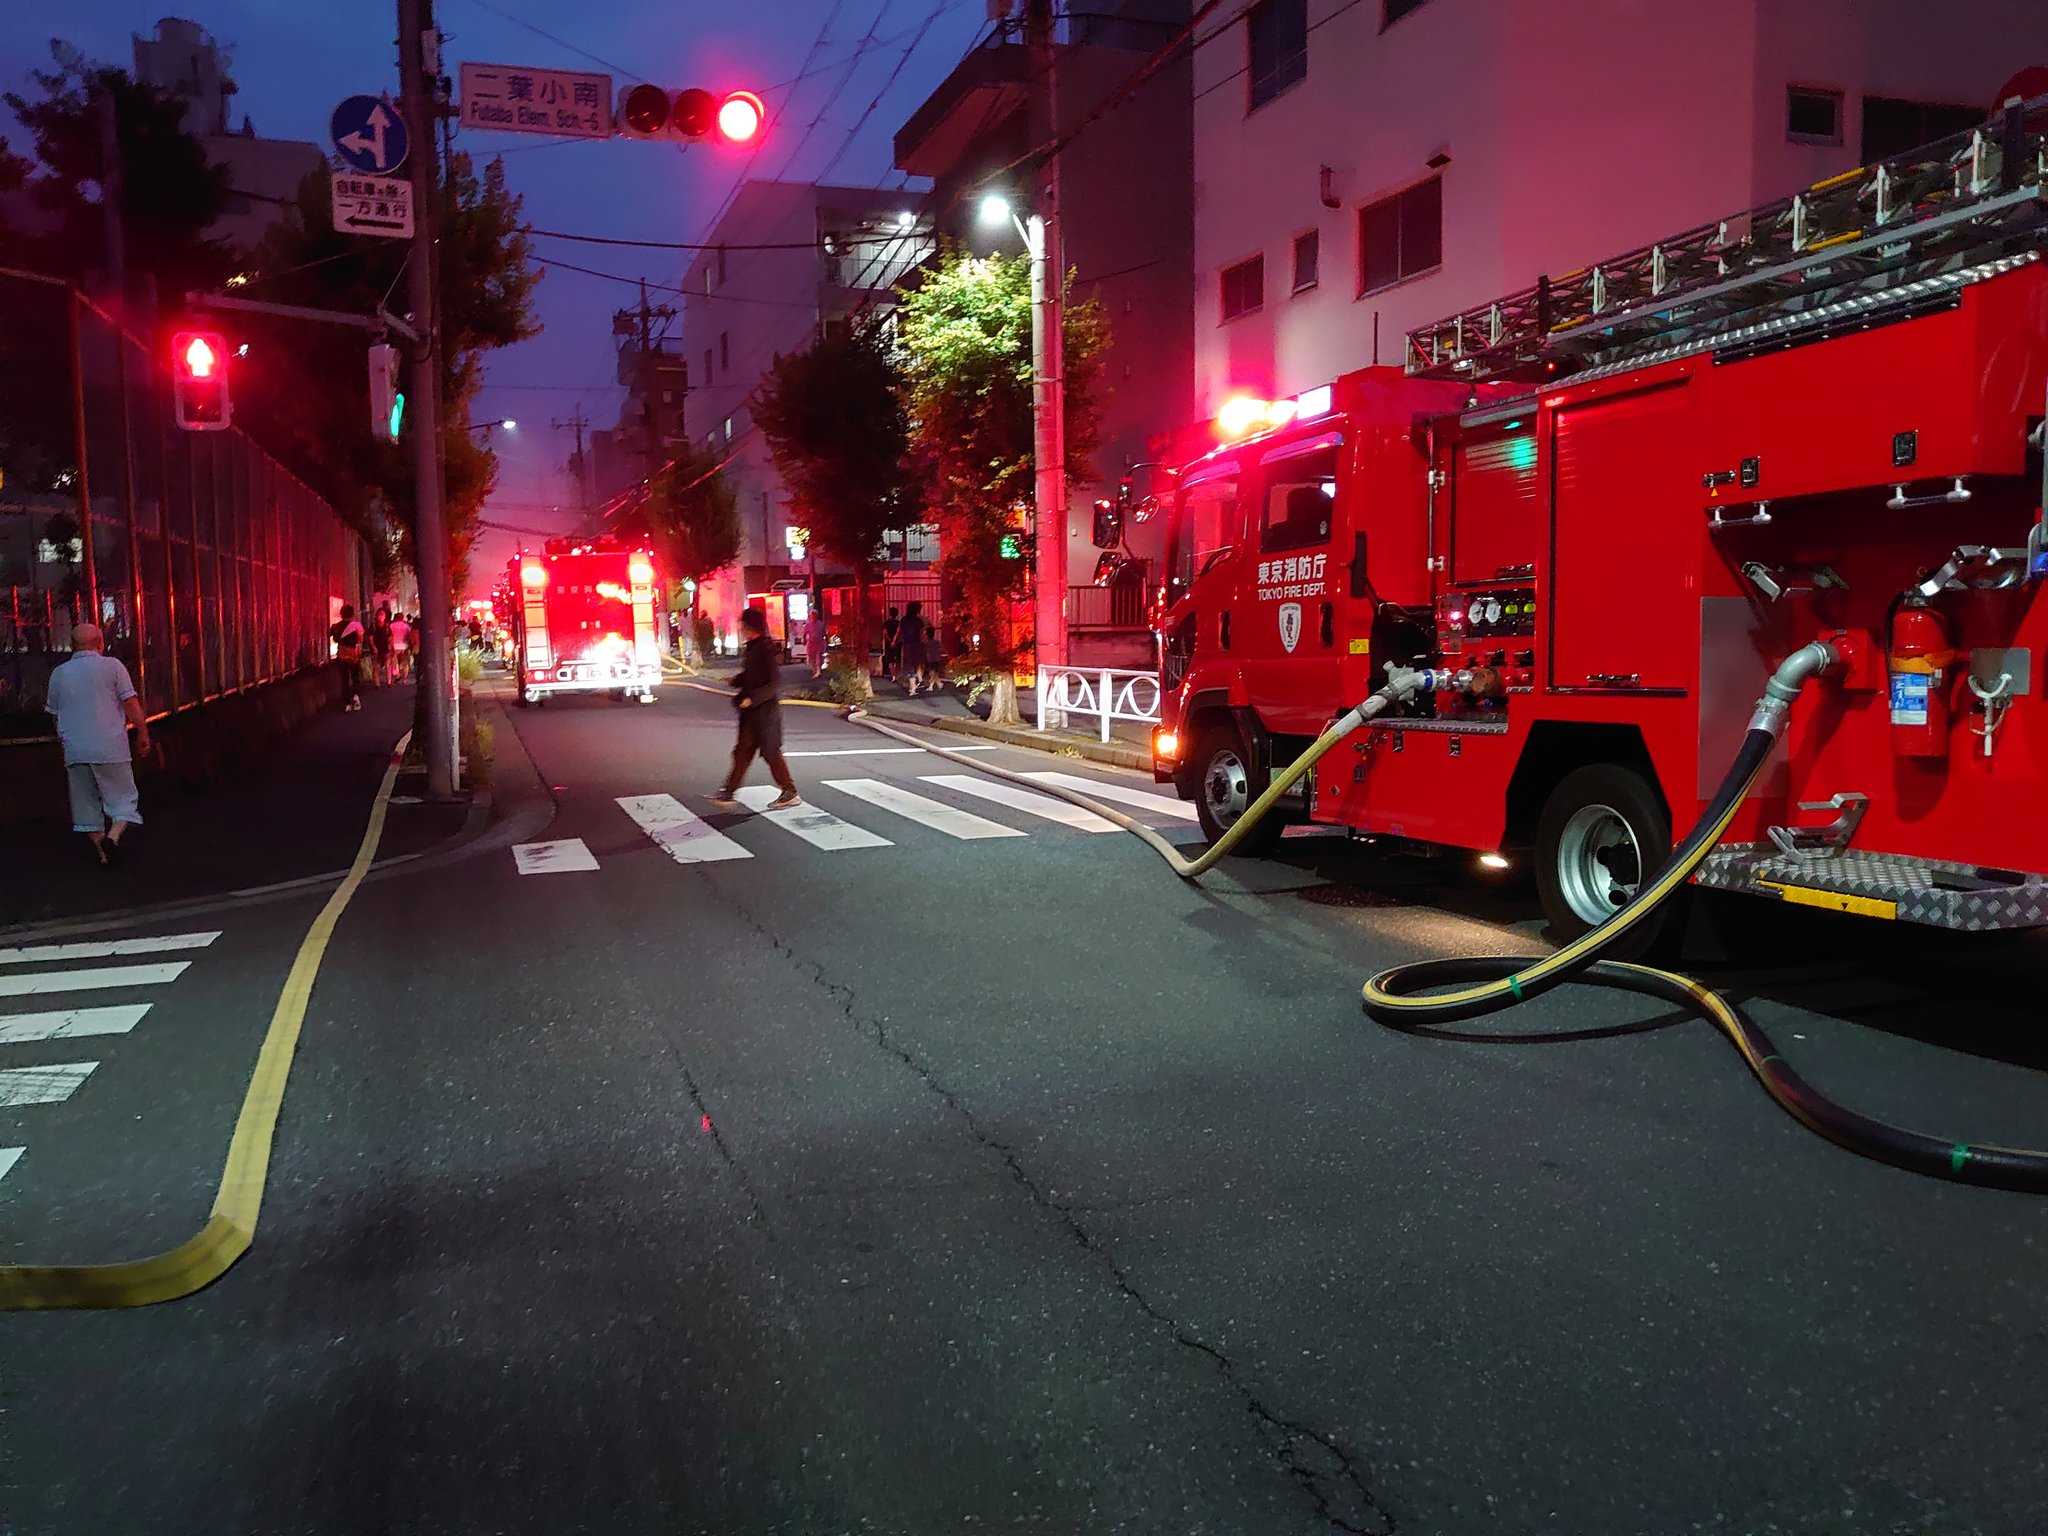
[977, 190, 1068, 671]
[465, 418, 517, 439]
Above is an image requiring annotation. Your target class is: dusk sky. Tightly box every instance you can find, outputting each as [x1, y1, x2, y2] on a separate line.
[1, 1, 991, 585]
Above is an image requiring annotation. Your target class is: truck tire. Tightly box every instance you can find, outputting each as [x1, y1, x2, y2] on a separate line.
[1534, 763, 1682, 958]
[1192, 725, 1284, 856]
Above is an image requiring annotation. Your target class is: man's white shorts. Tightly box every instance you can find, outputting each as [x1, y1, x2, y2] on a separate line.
[67, 762, 141, 833]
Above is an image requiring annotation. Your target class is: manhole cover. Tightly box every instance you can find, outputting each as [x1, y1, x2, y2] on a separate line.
[1293, 883, 1404, 909]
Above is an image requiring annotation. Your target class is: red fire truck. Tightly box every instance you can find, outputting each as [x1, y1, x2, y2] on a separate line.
[1146, 101, 2048, 948]
[508, 537, 665, 706]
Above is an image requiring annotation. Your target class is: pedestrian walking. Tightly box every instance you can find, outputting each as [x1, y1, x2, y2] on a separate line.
[369, 606, 395, 687]
[329, 604, 365, 711]
[922, 619, 945, 692]
[711, 606, 800, 810]
[898, 601, 928, 696]
[881, 606, 901, 679]
[388, 610, 412, 682]
[809, 602, 831, 678]
[44, 623, 151, 868]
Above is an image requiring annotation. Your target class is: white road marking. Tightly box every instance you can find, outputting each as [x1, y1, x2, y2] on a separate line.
[1020, 771, 1201, 821]
[0, 1003, 151, 1046]
[781, 744, 1001, 757]
[512, 838, 601, 874]
[920, 774, 1118, 832]
[733, 787, 892, 850]
[617, 793, 753, 864]
[0, 962, 190, 1000]
[0, 1146, 20, 1184]
[0, 931, 219, 967]
[0, 1062, 97, 1108]
[820, 779, 1026, 840]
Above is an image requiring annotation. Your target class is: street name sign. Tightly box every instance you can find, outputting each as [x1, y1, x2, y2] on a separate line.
[329, 94, 408, 175]
[331, 174, 414, 239]
[459, 62, 612, 138]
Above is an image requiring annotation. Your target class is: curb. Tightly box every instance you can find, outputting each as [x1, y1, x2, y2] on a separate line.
[862, 704, 1154, 772]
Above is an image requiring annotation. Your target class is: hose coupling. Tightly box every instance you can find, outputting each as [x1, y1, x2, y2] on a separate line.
[1746, 639, 1841, 736]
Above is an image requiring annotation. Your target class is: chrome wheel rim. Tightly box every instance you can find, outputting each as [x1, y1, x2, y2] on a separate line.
[1556, 803, 1643, 925]
[1202, 748, 1250, 828]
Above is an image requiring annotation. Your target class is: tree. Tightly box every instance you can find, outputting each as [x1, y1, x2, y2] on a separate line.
[753, 318, 912, 671]
[2, 46, 234, 297]
[614, 442, 742, 601]
[895, 248, 1105, 723]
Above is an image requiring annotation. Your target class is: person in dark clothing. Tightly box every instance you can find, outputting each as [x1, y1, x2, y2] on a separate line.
[329, 604, 365, 712]
[898, 600, 928, 696]
[881, 606, 901, 679]
[712, 607, 800, 809]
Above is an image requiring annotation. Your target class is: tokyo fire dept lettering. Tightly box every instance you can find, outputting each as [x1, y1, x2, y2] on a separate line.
[1279, 602, 1303, 653]
[1255, 552, 1329, 605]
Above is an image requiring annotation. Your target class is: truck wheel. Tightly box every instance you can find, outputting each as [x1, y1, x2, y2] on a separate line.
[1535, 764, 1681, 958]
[1192, 726, 1284, 856]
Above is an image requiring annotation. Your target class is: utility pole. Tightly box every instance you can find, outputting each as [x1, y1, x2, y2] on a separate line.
[399, 0, 457, 797]
[1025, 0, 1068, 672]
[552, 405, 591, 515]
[613, 279, 676, 491]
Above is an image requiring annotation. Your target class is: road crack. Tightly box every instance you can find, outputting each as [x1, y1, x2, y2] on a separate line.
[720, 888, 1395, 1535]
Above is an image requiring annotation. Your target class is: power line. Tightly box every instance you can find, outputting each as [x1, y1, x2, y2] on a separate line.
[811, 0, 952, 187]
[535, 252, 844, 309]
[525, 225, 925, 252]
[448, 0, 649, 82]
[1191, 0, 1372, 106]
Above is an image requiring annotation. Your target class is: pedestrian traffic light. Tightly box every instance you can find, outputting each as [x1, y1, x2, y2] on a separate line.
[616, 85, 767, 144]
[368, 342, 404, 443]
[171, 330, 231, 432]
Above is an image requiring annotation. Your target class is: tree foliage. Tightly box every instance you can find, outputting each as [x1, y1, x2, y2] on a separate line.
[753, 318, 912, 663]
[610, 442, 742, 592]
[895, 249, 1106, 674]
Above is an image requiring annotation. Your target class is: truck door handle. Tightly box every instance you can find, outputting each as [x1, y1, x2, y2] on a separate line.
[1220, 611, 1231, 650]
[1319, 602, 1334, 647]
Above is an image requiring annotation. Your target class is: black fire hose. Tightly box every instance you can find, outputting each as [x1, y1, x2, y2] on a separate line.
[1362, 644, 2048, 1194]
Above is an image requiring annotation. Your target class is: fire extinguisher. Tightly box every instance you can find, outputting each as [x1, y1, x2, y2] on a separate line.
[1889, 596, 1955, 758]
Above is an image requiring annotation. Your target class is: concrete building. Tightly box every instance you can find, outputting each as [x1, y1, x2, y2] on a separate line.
[894, 3, 1194, 657]
[679, 181, 934, 650]
[1193, 0, 2048, 412]
[133, 17, 324, 255]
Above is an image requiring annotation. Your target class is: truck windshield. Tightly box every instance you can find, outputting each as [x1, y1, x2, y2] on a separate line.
[1166, 477, 1237, 601]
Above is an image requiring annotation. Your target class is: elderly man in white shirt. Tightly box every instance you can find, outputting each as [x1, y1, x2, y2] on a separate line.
[44, 623, 152, 866]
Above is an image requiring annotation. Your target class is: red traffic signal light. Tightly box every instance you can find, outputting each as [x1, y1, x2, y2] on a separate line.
[616, 86, 766, 144]
[171, 329, 231, 432]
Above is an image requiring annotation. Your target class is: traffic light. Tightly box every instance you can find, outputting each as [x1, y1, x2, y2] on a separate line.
[171, 330, 231, 432]
[617, 85, 765, 144]
[368, 342, 404, 442]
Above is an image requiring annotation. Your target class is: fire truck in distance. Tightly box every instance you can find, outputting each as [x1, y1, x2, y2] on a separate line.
[1140, 99, 2048, 949]
[507, 537, 665, 706]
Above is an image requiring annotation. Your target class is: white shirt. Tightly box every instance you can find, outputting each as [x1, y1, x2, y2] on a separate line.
[46, 652, 138, 765]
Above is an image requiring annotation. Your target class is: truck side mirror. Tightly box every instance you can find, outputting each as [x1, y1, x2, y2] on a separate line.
[1091, 497, 1123, 550]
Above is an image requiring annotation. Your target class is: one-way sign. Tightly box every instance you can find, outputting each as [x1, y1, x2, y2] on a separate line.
[330, 94, 409, 175]
[331, 174, 414, 239]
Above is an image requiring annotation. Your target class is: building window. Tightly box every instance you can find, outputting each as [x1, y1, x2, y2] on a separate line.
[1359, 175, 1442, 296]
[719, 332, 730, 371]
[1291, 230, 1319, 294]
[1246, 0, 1307, 112]
[1861, 95, 1984, 163]
[1786, 86, 1843, 145]
[1220, 255, 1265, 321]
[1382, 0, 1430, 27]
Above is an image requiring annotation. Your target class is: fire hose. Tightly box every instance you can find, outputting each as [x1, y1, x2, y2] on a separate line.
[852, 644, 2048, 1193]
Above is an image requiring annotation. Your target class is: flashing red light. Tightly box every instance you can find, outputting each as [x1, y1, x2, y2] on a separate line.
[530, 669, 548, 682]
[520, 563, 547, 589]
[628, 558, 655, 585]
[183, 335, 218, 378]
[170, 329, 232, 431]
[717, 91, 765, 144]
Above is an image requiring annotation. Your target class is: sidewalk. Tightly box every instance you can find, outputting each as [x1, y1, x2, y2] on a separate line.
[0, 684, 469, 932]
[858, 674, 1154, 772]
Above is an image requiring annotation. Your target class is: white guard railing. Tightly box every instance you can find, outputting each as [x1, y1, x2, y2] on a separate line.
[1036, 665, 1161, 744]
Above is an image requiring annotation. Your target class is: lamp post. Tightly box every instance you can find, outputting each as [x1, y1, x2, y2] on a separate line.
[980, 194, 1066, 674]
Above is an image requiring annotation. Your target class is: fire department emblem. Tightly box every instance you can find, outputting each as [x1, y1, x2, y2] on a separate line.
[1278, 602, 1302, 654]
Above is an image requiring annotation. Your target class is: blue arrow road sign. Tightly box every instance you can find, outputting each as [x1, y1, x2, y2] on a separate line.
[330, 95, 408, 176]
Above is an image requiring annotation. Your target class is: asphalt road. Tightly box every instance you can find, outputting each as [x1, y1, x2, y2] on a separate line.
[7, 678, 2048, 1535]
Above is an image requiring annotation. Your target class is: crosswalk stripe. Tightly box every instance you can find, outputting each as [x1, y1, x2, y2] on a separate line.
[734, 786, 893, 850]
[0, 1146, 20, 1184]
[512, 838, 600, 874]
[617, 793, 753, 864]
[919, 774, 1118, 832]
[0, 931, 219, 967]
[820, 778, 1026, 840]
[1020, 771, 1200, 821]
[0, 962, 189, 1000]
[0, 1004, 151, 1046]
[0, 1062, 97, 1108]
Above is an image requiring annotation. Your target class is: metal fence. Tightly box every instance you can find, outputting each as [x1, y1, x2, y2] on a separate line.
[0, 268, 370, 729]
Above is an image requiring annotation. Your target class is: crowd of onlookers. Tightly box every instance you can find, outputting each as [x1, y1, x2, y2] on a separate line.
[327, 604, 415, 712]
